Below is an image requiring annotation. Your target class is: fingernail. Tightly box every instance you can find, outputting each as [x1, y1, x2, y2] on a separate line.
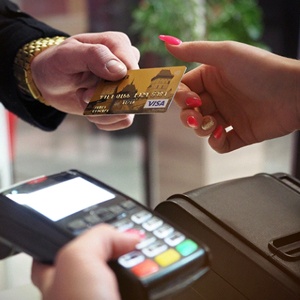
[201, 116, 214, 131]
[213, 125, 223, 139]
[187, 116, 199, 128]
[159, 35, 182, 45]
[106, 60, 126, 73]
[185, 97, 202, 107]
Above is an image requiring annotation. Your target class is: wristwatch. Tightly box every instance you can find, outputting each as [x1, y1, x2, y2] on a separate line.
[14, 36, 67, 105]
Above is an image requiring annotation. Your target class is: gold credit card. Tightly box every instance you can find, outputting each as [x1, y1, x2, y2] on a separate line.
[83, 66, 186, 115]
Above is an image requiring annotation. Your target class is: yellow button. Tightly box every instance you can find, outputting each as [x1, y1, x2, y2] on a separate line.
[154, 249, 181, 267]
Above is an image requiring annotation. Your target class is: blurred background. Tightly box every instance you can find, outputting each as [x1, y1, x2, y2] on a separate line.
[0, 0, 299, 298]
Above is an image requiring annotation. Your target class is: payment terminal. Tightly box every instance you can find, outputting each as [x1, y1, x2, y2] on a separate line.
[0, 169, 209, 300]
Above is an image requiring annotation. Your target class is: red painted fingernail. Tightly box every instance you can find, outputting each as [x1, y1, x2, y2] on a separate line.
[187, 116, 199, 128]
[159, 35, 182, 45]
[185, 97, 202, 107]
[213, 125, 223, 139]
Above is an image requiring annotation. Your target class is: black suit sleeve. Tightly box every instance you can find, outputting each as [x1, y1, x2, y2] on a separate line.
[0, 0, 70, 131]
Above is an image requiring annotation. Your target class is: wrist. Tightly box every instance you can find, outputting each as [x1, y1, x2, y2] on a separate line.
[14, 36, 67, 105]
[284, 59, 300, 130]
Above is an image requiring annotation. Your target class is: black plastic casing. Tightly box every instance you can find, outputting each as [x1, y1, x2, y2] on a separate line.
[155, 173, 300, 300]
[0, 169, 209, 300]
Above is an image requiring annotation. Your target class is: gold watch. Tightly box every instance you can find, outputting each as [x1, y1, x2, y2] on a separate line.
[14, 36, 67, 105]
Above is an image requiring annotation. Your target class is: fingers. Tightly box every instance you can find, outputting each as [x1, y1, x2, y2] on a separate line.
[56, 40, 126, 81]
[86, 114, 135, 131]
[182, 106, 247, 153]
[31, 225, 140, 288]
[175, 80, 217, 116]
[208, 127, 247, 154]
[31, 260, 55, 292]
[176, 88, 219, 138]
[62, 32, 140, 82]
[163, 37, 271, 153]
[73, 32, 140, 68]
[164, 40, 258, 69]
[31, 225, 140, 299]
[175, 83, 243, 153]
[33, 32, 140, 131]
[57, 224, 140, 262]
[179, 101, 242, 153]
[208, 125, 228, 153]
[76, 88, 135, 131]
[164, 40, 228, 67]
[174, 83, 201, 109]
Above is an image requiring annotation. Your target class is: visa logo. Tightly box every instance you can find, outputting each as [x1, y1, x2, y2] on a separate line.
[144, 99, 168, 108]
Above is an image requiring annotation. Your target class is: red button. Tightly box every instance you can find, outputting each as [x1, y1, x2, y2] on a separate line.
[131, 259, 159, 278]
[125, 228, 146, 239]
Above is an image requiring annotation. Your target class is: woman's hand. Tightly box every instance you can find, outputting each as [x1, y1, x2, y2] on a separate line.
[161, 37, 300, 153]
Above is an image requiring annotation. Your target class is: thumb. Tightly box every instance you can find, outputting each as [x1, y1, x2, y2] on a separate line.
[58, 39, 128, 81]
[69, 224, 140, 260]
[75, 44, 128, 80]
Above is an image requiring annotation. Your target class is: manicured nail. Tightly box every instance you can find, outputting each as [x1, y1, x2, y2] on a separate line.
[213, 125, 223, 139]
[185, 97, 202, 107]
[159, 35, 182, 45]
[187, 116, 199, 128]
[201, 116, 214, 131]
[106, 60, 126, 73]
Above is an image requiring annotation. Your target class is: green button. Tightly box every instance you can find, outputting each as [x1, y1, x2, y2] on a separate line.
[176, 239, 198, 256]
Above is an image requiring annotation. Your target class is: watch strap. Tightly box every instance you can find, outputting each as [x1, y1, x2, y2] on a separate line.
[14, 36, 67, 105]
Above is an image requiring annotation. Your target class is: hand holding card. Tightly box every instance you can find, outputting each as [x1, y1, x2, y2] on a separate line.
[84, 66, 186, 115]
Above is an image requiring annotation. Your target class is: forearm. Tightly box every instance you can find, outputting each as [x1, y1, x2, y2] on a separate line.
[269, 55, 300, 133]
[285, 58, 300, 131]
[0, 0, 69, 130]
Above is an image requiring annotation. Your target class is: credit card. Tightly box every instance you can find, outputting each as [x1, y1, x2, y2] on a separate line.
[83, 66, 186, 115]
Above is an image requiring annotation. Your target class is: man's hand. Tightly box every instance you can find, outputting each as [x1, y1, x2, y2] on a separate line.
[31, 32, 140, 131]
